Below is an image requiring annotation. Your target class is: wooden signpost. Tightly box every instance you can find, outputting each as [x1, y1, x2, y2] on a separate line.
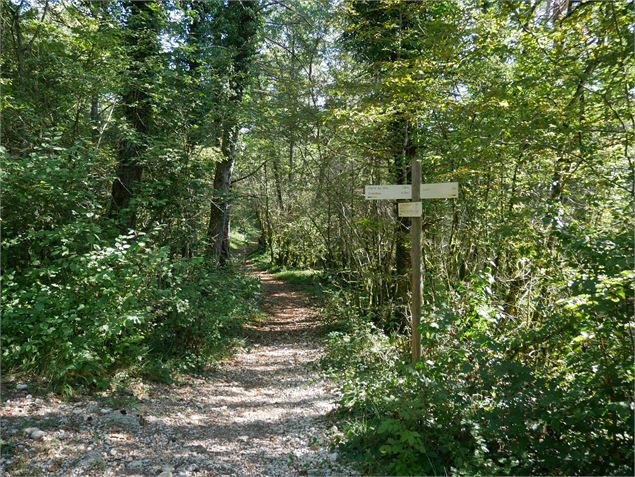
[364, 182, 458, 200]
[365, 168, 458, 363]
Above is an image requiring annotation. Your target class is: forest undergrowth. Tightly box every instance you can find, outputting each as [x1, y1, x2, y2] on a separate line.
[3, 223, 260, 394]
[318, 271, 633, 476]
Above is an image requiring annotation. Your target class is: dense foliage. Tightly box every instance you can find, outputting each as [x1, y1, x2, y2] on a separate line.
[239, 0, 634, 474]
[1, 0, 262, 390]
[321, 275, 632, 475]
[1, 0, 633, 474]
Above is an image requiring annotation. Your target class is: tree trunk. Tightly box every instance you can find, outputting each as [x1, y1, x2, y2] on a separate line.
[90, 96, 99, 141]
[383, 118, 418, 328]
[207, 127, 237, 265]
[205, 0, 259, 265]
[110, 145, 144, 231]
[108, 0, 159, 233]
[392, 119, 414, 299]
[272, 157, 284, 209]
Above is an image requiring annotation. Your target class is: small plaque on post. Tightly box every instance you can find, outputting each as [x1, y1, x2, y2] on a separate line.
[398, 202, 422, 217]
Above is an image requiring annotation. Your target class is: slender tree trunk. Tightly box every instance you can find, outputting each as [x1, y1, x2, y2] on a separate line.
[288, 138, 294, 183]
[205, 0, 259, 266]
[392, 120, 413, 289]
[90, 96, 99, 141]
[387, 118, 416, 327]
[207, 127, 237, 265]
[272, 157, 284, 209]
[8, 4, 25, 85]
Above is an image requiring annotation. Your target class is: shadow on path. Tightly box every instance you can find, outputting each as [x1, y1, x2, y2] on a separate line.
[242, 266, 325, 346]
[0, 265, 352, 477]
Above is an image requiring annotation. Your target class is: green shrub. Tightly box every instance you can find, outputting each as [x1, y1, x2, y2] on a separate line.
[2, 229, 160, 387]
[2, 226, 260, 389]
[322, 270, 634, 476]
[145, 258, 260, 366]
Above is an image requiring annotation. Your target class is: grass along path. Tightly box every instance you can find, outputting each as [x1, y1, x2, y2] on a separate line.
[1, 267, 354, 477]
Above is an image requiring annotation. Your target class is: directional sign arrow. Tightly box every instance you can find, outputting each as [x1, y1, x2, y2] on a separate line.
[364, 182, 458, 200]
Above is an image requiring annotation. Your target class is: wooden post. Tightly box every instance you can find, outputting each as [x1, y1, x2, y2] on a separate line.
[410, 160, 422, 363]
[364, 176, 458, 364]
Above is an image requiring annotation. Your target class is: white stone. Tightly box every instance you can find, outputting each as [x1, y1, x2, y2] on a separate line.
[30, 430, 46, 440]
[98, 411, 140, 430]
[127, 460, 145, 470]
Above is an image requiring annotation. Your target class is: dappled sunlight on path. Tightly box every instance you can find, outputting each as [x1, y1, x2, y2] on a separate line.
[127, 268, 349, 476]
[0, 268, 354, 477]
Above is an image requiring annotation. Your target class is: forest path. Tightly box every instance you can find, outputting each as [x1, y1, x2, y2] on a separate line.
[1, 267, 353, 477]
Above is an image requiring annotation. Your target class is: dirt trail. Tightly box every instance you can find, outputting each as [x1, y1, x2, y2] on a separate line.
[1, 269, 353, 477]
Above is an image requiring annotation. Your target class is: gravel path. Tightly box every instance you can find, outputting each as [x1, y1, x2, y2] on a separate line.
[1, 269, 355, 477]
